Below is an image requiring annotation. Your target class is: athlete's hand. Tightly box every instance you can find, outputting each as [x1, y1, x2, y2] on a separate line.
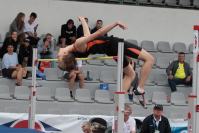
[78, 16, 86, 21]
[116, 21, 127, 30]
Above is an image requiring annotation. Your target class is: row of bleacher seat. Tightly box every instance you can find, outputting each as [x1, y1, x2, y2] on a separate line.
[0, 81, 191, 106]
[126, 40, 193, 53]
[72, 0, 199, 9]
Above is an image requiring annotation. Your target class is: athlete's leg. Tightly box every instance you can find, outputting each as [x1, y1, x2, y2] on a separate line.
[124, 41, 154, 94]
[123, 63, 135, 92]
[137, 49, 155, 93]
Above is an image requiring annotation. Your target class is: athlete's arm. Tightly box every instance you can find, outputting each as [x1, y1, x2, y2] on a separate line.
[78, 16, 90, 37]
[58, 20, 127, 57]
[73, 21, 127, 50]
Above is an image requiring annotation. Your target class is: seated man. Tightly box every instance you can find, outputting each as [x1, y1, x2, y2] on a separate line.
[91, 19, 107, 36]
[2, 44, 27, 86]
[166, 52, 192, 92]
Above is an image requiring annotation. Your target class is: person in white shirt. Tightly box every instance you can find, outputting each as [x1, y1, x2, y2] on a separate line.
[2, 44, 27, 86]
[24, 12, 38, 37]
[124, 104, 136, 133]
[112, 104, 136, 133]
[24, 12, 39, 47]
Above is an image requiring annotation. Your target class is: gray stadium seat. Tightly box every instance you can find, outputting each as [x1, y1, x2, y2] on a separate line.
[83, 83, 99, 99]
[137, 0, 150, 4]
[126, 39, 138, 46]
[152, 91, 170, 105]
[177, 86, 192, 99]
[55, 88, 74, 102]
[95, 89, 113, 104]
[151, 0, 165, 5]
[156, 53, 175, 69]
[141, 40, 156, 52]
[173, 42, 187, 53]
[155, 71, 168, 86]
[104, 59, 117, 66]
[189, 43, 193, 53]
[189, 57, 193, 69]
[75, 89, 94, 103]
[14, 86, 29, 100]
[123, 0, 137, 4]
[86, 54, 104, 66]
[157, 41, 172, 53]
[44, 68, 61, 81]
[165, 0, 178, 6]
[99, 70, 117, 83]
[179, 0, 192, 7]
[145, 69, 156, 85]
[0, 85, 12, 99]
[109, 83, 117, 100]
[171, 92, 187, 106]
[193, 0, 199, 8]
[185, 54, 193, 63]
[36, 87, 53, 101]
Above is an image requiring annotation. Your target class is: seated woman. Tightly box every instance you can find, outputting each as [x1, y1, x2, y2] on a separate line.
[37, 33, 54, 59]
[2, 44, 27, 86]
[0, 31, 19, 59]
[58, 17, 154, 102]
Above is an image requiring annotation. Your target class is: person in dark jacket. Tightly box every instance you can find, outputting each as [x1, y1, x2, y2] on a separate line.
[60, 19, 76, 45]
[141, 104, 171, 133]
[166, 52, 192, 92]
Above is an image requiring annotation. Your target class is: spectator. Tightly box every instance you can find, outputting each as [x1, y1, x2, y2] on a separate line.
[2, 44, 27, 86]
[61, 19, 76, 45]
[91, 19, 107, 36]
[89, 117, 107, 133]
[113, 104, 136, 133]
[8, 12, 25, 36]
[63, 54, 84, 98]
[37, 33, 54, 59]
[18, 38, 33, 67]
[24, 12, 39, 47]
[141, 104, 171, 133]
[166, 52, 192, 92]
[0, 31, 18, 58]
[81, 121, 91, 133]
[124, 104, 136, 133]
[77, 17, 90, 38]
[57, 37, 67, 48]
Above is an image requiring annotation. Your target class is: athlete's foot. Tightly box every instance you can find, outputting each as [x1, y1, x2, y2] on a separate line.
[133, 86, 145, 95]
[133, 87, 147, 109]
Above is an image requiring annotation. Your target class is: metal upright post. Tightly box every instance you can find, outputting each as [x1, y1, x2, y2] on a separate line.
[28, 48, 37, 129]
[114, 41, 125, 133]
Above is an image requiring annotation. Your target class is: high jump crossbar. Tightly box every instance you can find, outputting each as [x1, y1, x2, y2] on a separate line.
[37, 56, 117, 62]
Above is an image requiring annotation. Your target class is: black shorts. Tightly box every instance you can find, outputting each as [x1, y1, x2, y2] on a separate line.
[79, 36, 142, 68]
[2, 68, 16, 79]
[101, 37, 142, 68]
